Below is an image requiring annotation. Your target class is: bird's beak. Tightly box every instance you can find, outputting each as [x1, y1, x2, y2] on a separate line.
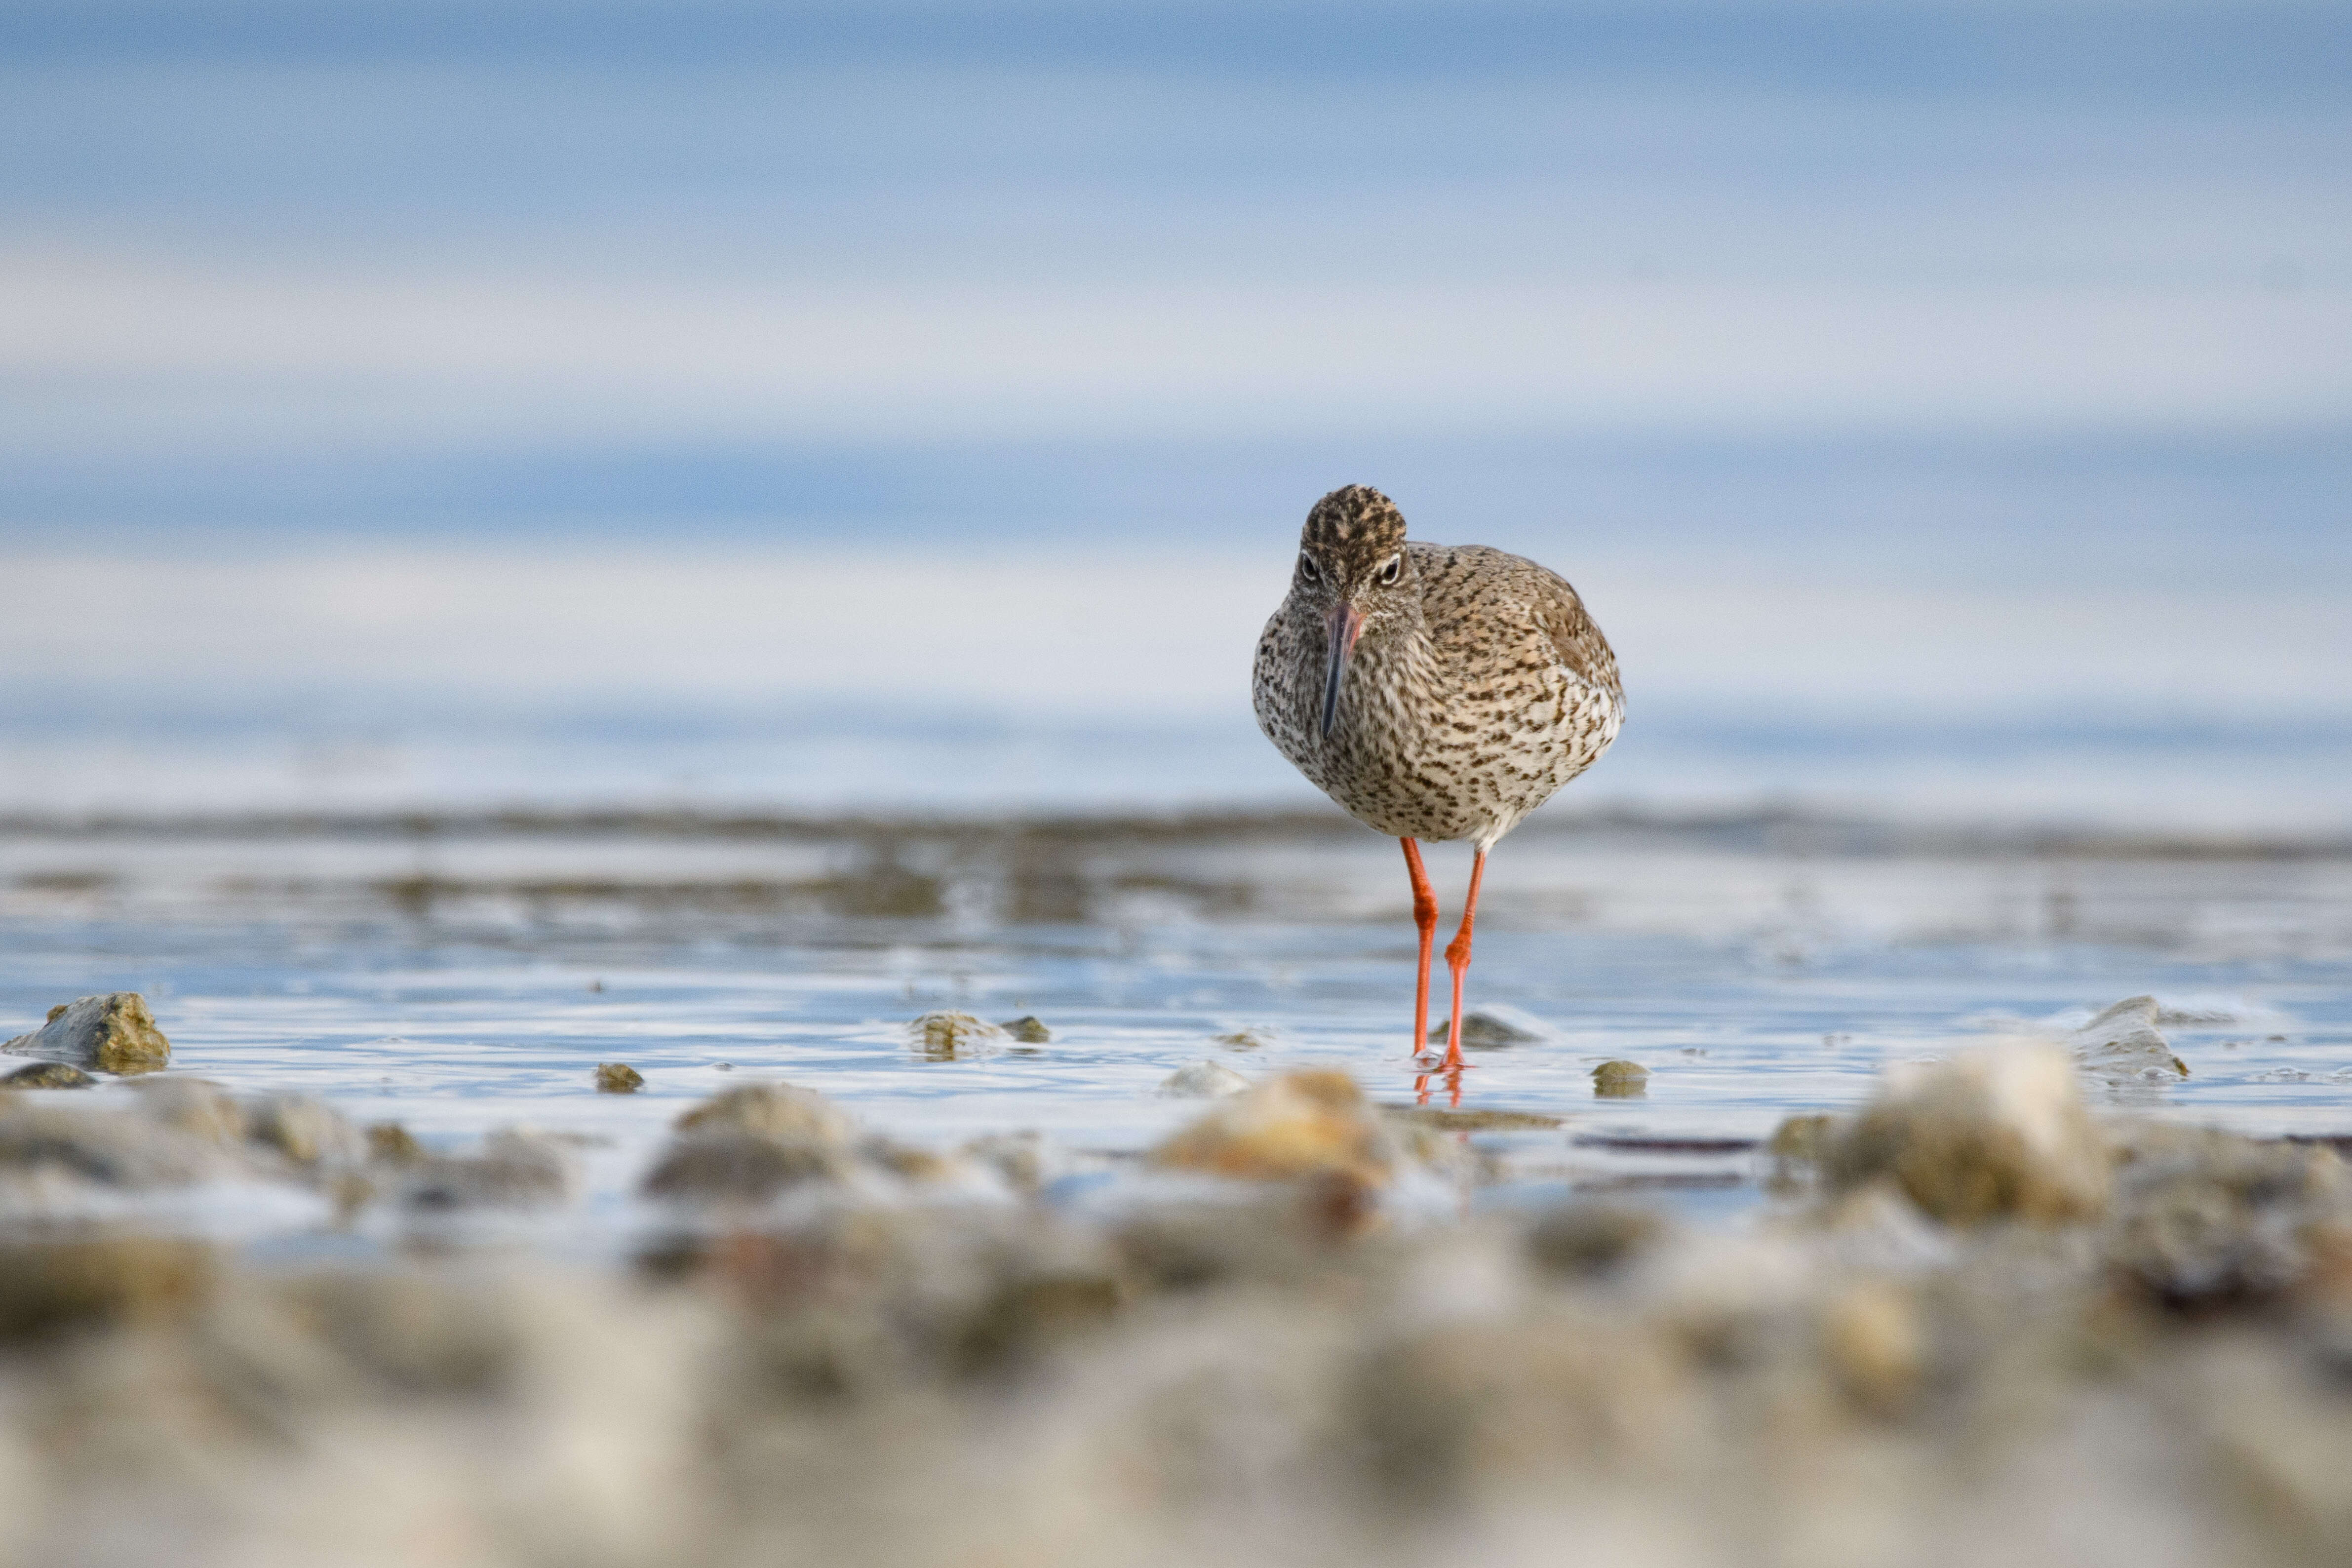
[1320, 600, 1365, 738]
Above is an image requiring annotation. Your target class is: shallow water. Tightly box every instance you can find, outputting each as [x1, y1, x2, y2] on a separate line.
[4, 815, 2350, 1253]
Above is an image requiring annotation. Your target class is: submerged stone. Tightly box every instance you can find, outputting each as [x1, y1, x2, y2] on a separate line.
[997, 1016, 1052, 1044]
[2068, 995, 2190, 1083]
[910, 1012, 1003, 1060]
[594, 1062, 645, 1093]
[1428, 1010, 1543, 1048]
[1, 992, 171, 1075]
[1591, 1060, 1650, 1098]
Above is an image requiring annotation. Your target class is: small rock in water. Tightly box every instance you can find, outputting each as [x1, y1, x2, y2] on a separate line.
[1824, 1043, 2110, 1226]
[1159, 1060, 1251, 1098]
[1591, 1060, 1650, 1097]
[911, 1012, 1003, 1060]
[2066, 995, 2190, 1083]
[1215, 1029, 1268, 1051]
[594, 1062, 645, 1093]
[998, 1016, 1052, 1044]
[1427, 1010, 1543, 1048]
[1153, 1069, 1392, 1186]
[0, 1061, 94, 1090]
[1, 992, 171, 1075]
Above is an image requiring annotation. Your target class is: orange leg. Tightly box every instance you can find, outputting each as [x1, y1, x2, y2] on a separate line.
[1400, 838, 1438, 1058]
[1439, 848, 1489, 1072]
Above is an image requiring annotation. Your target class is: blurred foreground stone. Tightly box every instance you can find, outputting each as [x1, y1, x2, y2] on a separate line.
[0, 1061, 2348, 1568]
[1153, 1068, 1393, 1185]
[1824, 1043, 2111, 1224]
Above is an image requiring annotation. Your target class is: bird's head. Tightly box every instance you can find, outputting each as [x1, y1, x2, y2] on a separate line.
[1292, 484, 1415, 738]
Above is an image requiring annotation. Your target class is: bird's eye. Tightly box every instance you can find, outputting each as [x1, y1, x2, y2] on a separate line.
[1298, 553, 1321, 584]
[1378, 555, 1402, 586]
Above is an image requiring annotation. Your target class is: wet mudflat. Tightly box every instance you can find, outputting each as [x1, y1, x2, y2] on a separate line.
[3, 812, 2348, 1235]
[2, 812, 2351, 1565]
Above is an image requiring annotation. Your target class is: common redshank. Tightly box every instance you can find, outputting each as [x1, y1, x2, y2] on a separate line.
[1252, 484, 1622, 1076]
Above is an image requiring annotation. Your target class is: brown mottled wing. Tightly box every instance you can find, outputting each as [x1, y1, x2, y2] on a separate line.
[1409, 543, 1619, 705]
[1529, 563, 1621, 705]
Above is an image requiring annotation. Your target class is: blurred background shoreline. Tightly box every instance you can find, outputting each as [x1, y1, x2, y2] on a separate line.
[6, 0, 2346, 841]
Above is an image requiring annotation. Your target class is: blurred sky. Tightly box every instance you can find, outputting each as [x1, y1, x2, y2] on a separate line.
[1, 0, 2348, 822]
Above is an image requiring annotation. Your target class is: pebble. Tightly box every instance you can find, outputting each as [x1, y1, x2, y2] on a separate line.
[594, 1061, 645, 1093]
[997, 1016, 1052, 1043]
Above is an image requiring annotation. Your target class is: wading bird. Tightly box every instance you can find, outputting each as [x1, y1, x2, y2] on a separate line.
[1252, 485, 1622, 1076]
